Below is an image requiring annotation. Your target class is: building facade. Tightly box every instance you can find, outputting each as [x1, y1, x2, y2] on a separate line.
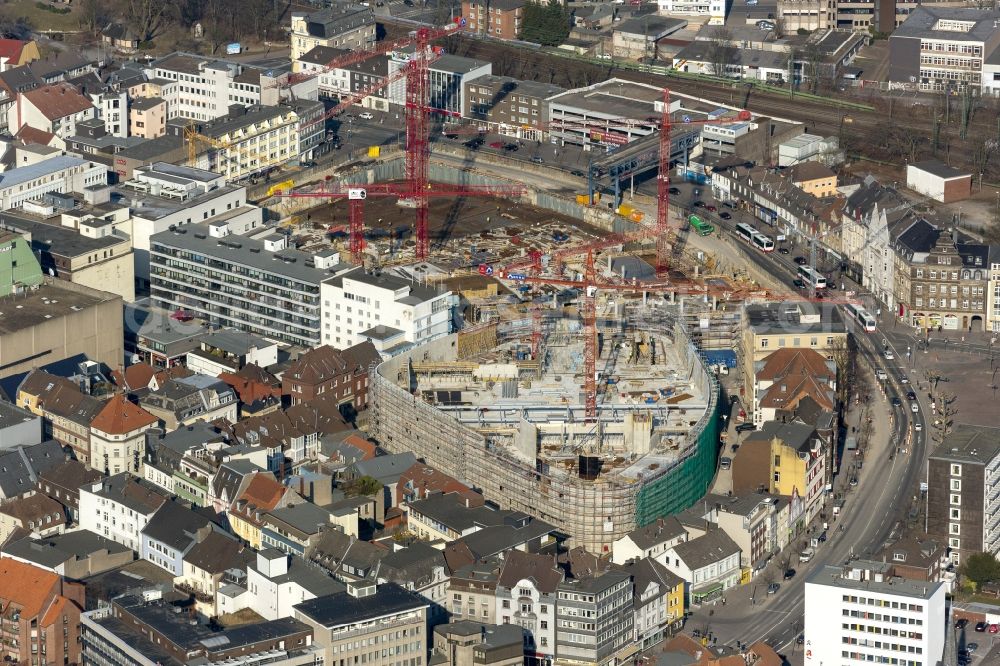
[926, 426, 1000, 565]
[804, 563, 946, 665]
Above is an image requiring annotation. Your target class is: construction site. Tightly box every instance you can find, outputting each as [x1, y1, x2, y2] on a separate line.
[371, 290, 726, 553]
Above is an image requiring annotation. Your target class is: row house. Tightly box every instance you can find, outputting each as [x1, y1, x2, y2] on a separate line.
[839, 175, 913, 296]
[282, 342, 381, 409]
[711, 164, 842, 248]
[17, 370, 103, 463]
[905, 231, 990, 332]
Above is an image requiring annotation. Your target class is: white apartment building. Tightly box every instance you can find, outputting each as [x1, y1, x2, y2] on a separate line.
[145, 53, 281, 121]
[197, 105, 302, 183]
[804, 564, 946, 665]
[494, 552, 561, 661]
[79, 473, 168, 552]
[90, 395, 158, 476]
[661, 529, 741, 605]
[294, 46, 351, 97]
[387, 52, 490, 117]
[0, 155, 106, 209]
[119, 162, 263, 290]
[320, 268, 453, 349]
[657, 0, 727, 25]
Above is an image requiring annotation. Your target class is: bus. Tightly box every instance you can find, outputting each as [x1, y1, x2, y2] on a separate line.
[734, 223, 774, 252]
[734, 223, 755, 243]
[797, 265, 827, 290]
[845, 303, 877, 332]
[689, 215, 715, 236]
[750, 232, 774, 253]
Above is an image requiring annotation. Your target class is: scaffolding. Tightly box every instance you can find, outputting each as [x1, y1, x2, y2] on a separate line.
[368, 306, 721, 553]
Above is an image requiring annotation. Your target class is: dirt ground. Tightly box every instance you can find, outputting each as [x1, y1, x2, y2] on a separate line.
[295, 183, 609, 265]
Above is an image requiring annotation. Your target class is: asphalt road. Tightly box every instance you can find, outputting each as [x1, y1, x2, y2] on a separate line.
[674, 204, 923, 656]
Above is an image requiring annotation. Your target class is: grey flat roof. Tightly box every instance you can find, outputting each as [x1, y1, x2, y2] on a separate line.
[0, 155, 90, 190]
[127, 185, 241, 221]
[930, 425, 1000, 464]
[151, 224, 349, 285]
[117, 135, 185, 162]
[294, 582, 427, 628]
[806, 564, 944, 599]
[200, 329, 272, 355]
[0, 401, 36, 430]
[0, 282, 116, 336]
[910, 159, 969, 180]
[202, 106, 293, 141]
[3, 529, 131, 568]
[0, 214, 127, 258]
[265, 502, 332, 535]
[744, 302, 846, 335]
[892, 6, 1000, 42]
[323, 268, 442, 304]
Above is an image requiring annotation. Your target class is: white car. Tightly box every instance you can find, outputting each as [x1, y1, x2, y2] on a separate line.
[359, 112, 374, 120]
[911, 402, 919, 413]
[915, 422, 922, 431]
[884, 350, 894, 360]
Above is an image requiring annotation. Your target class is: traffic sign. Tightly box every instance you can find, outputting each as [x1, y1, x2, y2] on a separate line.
[507, 273, 526, 281]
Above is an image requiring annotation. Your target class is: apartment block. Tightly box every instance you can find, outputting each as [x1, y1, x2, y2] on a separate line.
[294, 582, 428, 666]
[320, 268, 453, 350]
[195, 104, 307, 183]
[119, 161, 263, 290]
[0, 559, 85, 666]
[926, 425, 1000, 565]
[144, 52, 282, 121]
[555, 571, 635, 665]
[150, 226, 350, 347]
[890, 7, 1000, 94]
[0, 154, 105, 210]
[657, 0, 727, 26]
[461, 0, 526, 40]
[388, 52, 491, 117]
[804, 563, 945, 665]
[462, 75, 565, 140]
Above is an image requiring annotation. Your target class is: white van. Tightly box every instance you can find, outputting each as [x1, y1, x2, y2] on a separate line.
[799, 548, 814, 563]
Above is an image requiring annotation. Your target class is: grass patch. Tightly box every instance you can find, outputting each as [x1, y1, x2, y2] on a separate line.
[4, 0, 81, 32]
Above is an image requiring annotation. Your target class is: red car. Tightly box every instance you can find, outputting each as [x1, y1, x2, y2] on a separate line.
[489, 141, 504, 149]
[990, 624, 999, 634]
[706, 205, 717, 212]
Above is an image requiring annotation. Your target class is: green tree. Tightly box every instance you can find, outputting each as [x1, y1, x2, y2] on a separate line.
[962, 552, 1000, 590]
[343, 475, 383, 498]
[518, 0, 570, 47]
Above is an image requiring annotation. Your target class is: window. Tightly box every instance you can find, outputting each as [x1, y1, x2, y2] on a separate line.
[950, 523, 961, 535]
[951, 479, 961, 491]
[951, 508, 960, 520]
[951, 494, 961, 506]
[952, 464, 962, 476]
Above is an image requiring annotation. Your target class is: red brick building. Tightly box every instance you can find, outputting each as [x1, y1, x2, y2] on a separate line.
[461, 0, 527, 40]
[282, 342, 381, 410]
[0, 559, 85, 666]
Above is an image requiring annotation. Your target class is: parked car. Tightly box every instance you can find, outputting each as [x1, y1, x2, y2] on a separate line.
[530, 155, 544, 163]
[730, 443, 739, 452]
[794, 256, 808, 265]
[849, 477, 858, 487]
[571, 170, 585, 177]
[489, 141, 504, 149]
[719, 457, 731, 470]
[735, 423, 756, 433]
[719, 211, 732, 220]
[778, 247, 789, 254]
[465, 138, 484, 149]
[359, 112, 374, 120]
[975, 621, 988, 632]
[783, 569, 796, 580]
[706, 205, 717, 212]
[799, 548, 814, 563]
[504, 143, 519, 151]
[967, 642, 979, 652]
[990, 623, 999, 633]
[669, 187, 681, 195]
[767, 583, 780, 595]
[692, 200, 706, 208]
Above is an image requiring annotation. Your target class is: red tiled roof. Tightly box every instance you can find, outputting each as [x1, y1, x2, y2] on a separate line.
[0, 559, 61, 618]
[342, 434, 377, 460]
[756, 348, 834, 382]
[90, 394, 158, 435]
[39, 595, 69, 626]
[21, 83, 93, 121]
[14, 125, 55, 146]
[218, 372, 281, 405]
[236, 473, 286, 511]
[0, 39, 26, 62]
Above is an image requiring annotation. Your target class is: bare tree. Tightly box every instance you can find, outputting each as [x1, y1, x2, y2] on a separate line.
[828, 336, 857, 405]
[930, 392, 958, 447]
[126, 0, 175, 43]
[802, 40, 824, 94]
[707, 27, 736, 79]
[80, 0, 110, 34]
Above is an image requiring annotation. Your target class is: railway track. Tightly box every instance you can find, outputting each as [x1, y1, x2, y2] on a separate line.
[381, 19, 1000, 173]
